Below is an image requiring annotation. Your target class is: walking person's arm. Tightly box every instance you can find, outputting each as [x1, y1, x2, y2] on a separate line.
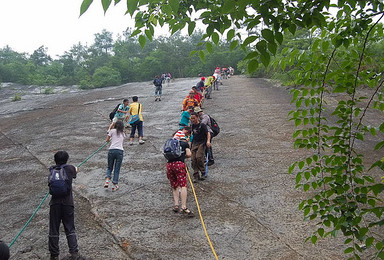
[206, 132, 211, 147]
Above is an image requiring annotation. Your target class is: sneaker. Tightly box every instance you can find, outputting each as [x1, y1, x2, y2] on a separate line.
[155, 98, 158, 101]
[199, 174, 206, 181]
[112, 183, 119, 191]
[208, 160, 215, 166]
[129, 141, 134, 145]
[70, 252, 80, 260]
[50, 256, 59, 260]
[159, 98, 162, 101]
[104, 179, 110, 188]
[139, 139, 145, 145]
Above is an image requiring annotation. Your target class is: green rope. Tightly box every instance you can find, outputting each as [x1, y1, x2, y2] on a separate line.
[8, 141, 109, 248]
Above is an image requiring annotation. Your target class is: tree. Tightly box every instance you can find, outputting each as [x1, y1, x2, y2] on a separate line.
[30, 45, 52, 66]
[81, 0, 384, 258]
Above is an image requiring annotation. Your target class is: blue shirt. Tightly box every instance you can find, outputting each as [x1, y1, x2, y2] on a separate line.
[179, 111, 191, 126]
[115, 104, 129, 118]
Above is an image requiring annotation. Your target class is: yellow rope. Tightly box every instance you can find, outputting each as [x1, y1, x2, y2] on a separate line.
[185, 166, 219, 260]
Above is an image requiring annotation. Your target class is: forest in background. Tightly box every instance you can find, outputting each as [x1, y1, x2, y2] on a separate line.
[0, 29, 245, 89]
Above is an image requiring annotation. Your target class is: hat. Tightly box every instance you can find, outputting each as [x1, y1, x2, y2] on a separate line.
[212, 75, 216, 79]
[189, 90, 194, 94]
[216, 67, 219, 69]
[201, 77, 205, 81]
[194, 107, 203, 113]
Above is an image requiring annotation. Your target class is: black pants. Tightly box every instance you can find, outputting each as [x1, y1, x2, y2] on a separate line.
[205, 136, 214, 161]
[49, 204, 78, 257]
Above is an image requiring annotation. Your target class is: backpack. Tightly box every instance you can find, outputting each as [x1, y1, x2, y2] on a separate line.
[163, 138, 182, 160]
[48, 165, 70, 197]
[209, 116, 220, 137]
[154, 78, 162, 86]
[109, 103, 121, 121]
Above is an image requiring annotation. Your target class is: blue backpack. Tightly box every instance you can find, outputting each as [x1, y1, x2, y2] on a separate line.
[163, 138, 182, 160]
[48, 165, 70, 197]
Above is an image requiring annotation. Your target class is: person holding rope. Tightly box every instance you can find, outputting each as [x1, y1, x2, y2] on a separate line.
[203, 75, 215, 99]
[128, 96, 145, 145]
[194, 107, 215, 166]
[166, 127, 194, 217]
[104, 120, 126, 191]
[110, 99, 130, 129]
[179, 106, 194, 129]
[190, 112, 211, 182]
[182, 91, 199, 111]
[48, 151, 80, 260]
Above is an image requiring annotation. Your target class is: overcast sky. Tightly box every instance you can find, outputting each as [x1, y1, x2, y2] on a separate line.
[0, 0, 143, 57]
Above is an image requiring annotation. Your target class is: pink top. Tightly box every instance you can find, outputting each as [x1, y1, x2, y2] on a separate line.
[108, 129, 126, 151]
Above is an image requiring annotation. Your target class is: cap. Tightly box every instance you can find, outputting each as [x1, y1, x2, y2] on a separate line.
[194, 107, 203, 113]
[201, 77, 205, 81]
[212, 75, 216, 79]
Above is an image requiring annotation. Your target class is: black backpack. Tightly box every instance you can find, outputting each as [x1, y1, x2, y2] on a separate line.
[209, 116, 220, 137]
[163, 138, 182, 160]
[48, 165, 70, 197]
[109, 103, 121, 121]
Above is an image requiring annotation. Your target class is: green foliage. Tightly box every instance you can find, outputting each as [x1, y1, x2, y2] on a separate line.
[91, 66, 121, 88]
[82, 0, 384, 258]
[11, 93, 21, 102]
[43, 87, 54, 94]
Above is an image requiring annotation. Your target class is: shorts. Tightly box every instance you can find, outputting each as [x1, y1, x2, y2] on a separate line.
[113, 116, 125, 123]
[166, 161, 187, 188]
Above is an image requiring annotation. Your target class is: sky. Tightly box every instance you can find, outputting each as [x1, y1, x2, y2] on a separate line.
[0, 0, 143, 57]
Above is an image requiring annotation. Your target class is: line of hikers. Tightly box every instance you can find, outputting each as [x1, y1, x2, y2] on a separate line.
[24, 69, 226, 260]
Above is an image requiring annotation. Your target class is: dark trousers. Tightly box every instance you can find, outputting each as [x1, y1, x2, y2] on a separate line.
[49, 204, 78, 257]
[130, 120, 144, 138]
[206, 136, 214, 161]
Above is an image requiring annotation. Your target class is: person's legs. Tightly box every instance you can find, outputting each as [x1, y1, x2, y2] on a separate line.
[159, 86, 162, 100]
[191, 143, 199, 177]
[61, 205, 79, 255]
[196, 143, 206, 176]
[49, 204, 62, 258]
[105, 150, 114, 180]
[130, 123, 137, 142]
[112, 150, 124, 184]
[174, 161, 188, 209]
[137, 121, 145, 144]
[167, 162, 179, 208]
[180, 186, 188, 209]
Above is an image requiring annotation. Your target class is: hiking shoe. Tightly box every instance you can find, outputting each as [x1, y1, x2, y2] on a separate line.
[112, 183, 119, 191]
[208, 160, 215, 166]
[139, 140, 145, 145]
[181, 208, 195, 217]
[155, 98, 158, 101]
[159, 98, 162, 101]
[70, 252, 80, 260]
[50, 256, 59, 260]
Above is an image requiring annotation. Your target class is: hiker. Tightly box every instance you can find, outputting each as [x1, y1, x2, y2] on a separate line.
[0, 240, 10, 260]
[48, 151, 80, 260]
[110, 99, 130, 128]
[104, 120, 125, 191]
[194, 107, 215, 166]
[153, 75, 163, 101]
[192, 86, 203, 107]
[173, 126, 191, 141]
[213, 67, 221, 90]
[182, 91, 199, 111]
[190, 112, 211, 182]
[166, 128, 194, 217]
[179, 106, 194, 128]
[196, 77, 205, 92]
[204, 75, 215, 99]
[128, 96, 145, 145]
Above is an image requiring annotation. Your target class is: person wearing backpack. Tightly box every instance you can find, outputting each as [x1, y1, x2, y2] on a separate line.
[190, 112, 211, 182]
[165, 128, 194, 217]
[194, 107, 215, 166]
[128, 96, 145, 145]
[104, 120, 126, 191]
[48, 151, 80, 260]
[153, 75, 163, 101]
[109, 99, 129, 129]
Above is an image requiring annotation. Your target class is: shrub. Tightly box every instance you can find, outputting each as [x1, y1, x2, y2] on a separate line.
[91, 66, 121, 88]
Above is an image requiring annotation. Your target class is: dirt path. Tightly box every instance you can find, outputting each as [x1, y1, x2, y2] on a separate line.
[0, 77, 351, 259]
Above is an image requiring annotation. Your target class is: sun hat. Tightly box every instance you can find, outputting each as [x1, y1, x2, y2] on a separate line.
[194, 107, 203, 113]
